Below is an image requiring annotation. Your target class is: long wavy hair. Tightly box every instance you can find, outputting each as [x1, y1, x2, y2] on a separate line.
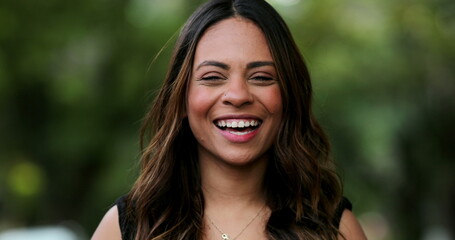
[127, 0, 343, 239]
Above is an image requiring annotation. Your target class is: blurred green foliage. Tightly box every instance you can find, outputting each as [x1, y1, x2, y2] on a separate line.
[0, 0, 453, 239]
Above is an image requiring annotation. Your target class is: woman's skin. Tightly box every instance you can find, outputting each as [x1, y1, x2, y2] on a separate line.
[91, 17, 367, 240]
[187, 17, 282, 168]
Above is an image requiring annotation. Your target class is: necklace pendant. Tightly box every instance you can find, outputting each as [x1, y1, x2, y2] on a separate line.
[221, 233, 230, 240]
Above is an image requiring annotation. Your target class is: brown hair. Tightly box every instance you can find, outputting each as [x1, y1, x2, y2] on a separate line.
[128, 0, 343, 239]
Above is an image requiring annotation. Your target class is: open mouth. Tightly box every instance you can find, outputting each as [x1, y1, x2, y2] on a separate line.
[214, 119, 262, 135]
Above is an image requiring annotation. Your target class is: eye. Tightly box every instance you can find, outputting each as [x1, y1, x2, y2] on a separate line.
[249, 72, 277, 85]
[252, 76, 274, 81]
[196, 72, 227, 86]
[200, 75, 224, 81]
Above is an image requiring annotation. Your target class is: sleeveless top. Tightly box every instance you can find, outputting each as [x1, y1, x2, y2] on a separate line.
[116, 196, 352, 240]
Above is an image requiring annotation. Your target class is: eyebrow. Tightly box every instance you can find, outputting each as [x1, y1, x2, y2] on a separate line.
[196, 60, 275, 70]
[196, 61, 230, 70]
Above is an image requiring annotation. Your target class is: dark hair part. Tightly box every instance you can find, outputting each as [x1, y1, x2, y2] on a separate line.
[128, 0, 343, 239]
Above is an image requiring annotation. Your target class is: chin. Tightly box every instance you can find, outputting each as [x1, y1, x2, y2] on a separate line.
[220, 153, 268, 167]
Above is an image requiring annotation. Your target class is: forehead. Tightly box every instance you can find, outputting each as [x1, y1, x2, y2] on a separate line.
[193, 17, 272, 64]
[202, 17, 262, 39]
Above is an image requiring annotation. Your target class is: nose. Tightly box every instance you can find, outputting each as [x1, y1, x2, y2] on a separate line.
[221, 78, 253, 107]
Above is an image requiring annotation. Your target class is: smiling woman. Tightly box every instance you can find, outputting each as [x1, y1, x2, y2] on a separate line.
[187, 18, 282, 167]
[92, 0, 366, 240]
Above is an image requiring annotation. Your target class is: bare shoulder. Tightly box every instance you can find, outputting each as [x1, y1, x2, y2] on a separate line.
[338, 209, 367, 240]
[91, 205, 122, 240]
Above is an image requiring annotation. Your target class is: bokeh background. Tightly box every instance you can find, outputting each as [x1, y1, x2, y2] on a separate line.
[0, 0, 454, 239]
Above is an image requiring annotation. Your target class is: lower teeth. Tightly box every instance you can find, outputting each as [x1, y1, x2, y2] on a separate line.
[227, 130, 254, 135]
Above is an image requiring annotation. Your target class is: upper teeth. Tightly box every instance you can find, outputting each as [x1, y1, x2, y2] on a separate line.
[216, 120, 259, 128]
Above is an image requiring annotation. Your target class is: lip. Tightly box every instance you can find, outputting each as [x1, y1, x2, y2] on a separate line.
[213, 114, 262, 143]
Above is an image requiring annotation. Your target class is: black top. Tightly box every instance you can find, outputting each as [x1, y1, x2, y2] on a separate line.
[116, 196, 136, 240]
[116, 196, 352, 240]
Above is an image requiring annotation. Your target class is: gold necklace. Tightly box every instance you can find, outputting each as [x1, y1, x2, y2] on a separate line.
[206, 205, 266, 240]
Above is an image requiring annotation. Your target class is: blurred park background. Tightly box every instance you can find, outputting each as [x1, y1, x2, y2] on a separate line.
[0, 0, 454, 239]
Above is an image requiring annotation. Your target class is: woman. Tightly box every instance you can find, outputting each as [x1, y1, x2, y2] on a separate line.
[92, 0, 366, 239]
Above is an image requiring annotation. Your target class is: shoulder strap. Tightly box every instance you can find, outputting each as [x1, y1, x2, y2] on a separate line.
[116, 196, 135, 240]
[333, 197, 353, 228]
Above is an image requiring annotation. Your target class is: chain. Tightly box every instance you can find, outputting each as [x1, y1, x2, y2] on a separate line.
[206, 204, 266, 240]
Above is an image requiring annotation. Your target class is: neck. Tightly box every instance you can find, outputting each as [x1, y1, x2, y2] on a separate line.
[200, 155, 268, 210]
[199, 154, 271, 240]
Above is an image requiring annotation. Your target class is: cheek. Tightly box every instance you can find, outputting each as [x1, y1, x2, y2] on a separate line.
[186, 87, 214, 119]
[264, 87, 283, 115]
[186, 87, 218, 145]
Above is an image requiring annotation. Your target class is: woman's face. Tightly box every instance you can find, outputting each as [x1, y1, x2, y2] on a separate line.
[186, 17, 283, 166]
